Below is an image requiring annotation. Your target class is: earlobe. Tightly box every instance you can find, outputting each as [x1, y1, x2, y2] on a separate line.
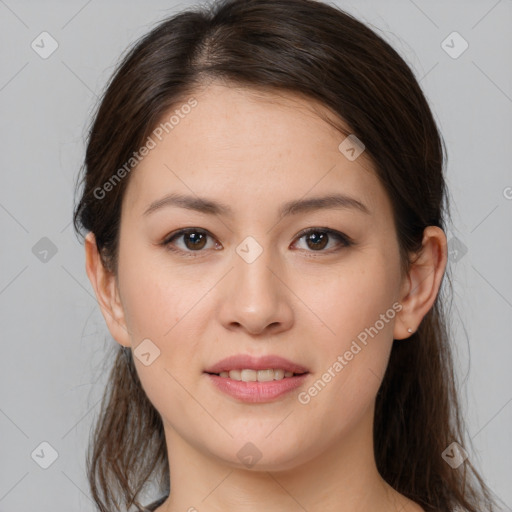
[84, 232, 131, 348]
[393, 226, 448, 340]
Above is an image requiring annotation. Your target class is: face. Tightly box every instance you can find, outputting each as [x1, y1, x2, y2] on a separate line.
[111, 82, 407, 470]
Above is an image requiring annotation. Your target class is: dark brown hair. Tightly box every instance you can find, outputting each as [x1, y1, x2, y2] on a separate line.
[73, 0, 503, 511]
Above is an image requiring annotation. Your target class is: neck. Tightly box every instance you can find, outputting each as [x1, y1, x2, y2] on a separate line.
[156, 404, 419, 512]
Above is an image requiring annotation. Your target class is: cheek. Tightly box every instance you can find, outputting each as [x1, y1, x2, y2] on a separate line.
[116, 236, 194, 341]
[303, 252, 398, 342]
[117, 245, 207, 390]
[301, 252, 399, 402]
[119, 268, 173, 341]
[119, 256, 206, 416]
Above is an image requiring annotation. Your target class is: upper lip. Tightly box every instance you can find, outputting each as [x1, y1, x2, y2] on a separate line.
[204, 354, 309, 374]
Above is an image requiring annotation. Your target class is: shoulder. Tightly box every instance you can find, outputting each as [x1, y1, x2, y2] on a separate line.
[397, 496, 430, 512]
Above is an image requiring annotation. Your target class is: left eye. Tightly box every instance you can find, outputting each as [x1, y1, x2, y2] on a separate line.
[293, 228, 352, 252]
[162, 227, 352, 256]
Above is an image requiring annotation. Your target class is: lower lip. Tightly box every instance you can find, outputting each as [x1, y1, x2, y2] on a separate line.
[205, 373, 309, 403]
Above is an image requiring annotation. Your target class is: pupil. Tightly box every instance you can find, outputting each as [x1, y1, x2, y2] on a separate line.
[308, 232, 327, 250]
[186, 232, 205, 249]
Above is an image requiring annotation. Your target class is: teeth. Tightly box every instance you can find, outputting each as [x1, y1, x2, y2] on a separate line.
[218, 369, 298, 381]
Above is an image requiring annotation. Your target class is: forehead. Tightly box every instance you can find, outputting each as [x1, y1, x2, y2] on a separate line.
[122, 83, 390, 222]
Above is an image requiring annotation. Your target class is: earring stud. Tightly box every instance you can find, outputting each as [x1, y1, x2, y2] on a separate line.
[407, 328, 413, 333]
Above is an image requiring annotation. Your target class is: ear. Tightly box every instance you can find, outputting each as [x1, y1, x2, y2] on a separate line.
[84, 232, 131, 348]
[393, 226, 448, 340]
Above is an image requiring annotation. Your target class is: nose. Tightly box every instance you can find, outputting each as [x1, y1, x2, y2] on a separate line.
[217, 245, 294, 336]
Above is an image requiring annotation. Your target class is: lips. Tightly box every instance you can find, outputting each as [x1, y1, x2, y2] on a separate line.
[204, 354, 309, 375]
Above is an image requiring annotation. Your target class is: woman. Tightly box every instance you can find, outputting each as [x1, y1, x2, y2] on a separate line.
[72, 0, 502, 511]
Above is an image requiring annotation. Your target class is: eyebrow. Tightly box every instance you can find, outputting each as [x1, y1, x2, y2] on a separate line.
[143, 192, 371, 218]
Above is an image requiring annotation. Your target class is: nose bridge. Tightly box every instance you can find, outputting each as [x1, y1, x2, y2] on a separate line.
[218, 233, 293, 334]
[234, 234, 280, 302]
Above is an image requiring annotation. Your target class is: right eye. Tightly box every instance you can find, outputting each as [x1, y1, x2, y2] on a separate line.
[162, 228, 220, 257]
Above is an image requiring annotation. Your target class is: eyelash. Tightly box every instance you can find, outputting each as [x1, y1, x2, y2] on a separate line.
[161, 227, 353, 258]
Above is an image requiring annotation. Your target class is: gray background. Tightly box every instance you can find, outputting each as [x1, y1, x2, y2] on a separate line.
[1, 0, 511, 510]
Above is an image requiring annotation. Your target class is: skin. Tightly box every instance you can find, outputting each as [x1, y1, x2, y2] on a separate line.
[85, 82, 447, 512]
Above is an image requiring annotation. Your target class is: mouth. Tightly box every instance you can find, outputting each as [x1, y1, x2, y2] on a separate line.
[203, 354, 310, 402]
[204, 369, 310, 403]
[205, 369, 309, 382]
[204, 354, 309, 376]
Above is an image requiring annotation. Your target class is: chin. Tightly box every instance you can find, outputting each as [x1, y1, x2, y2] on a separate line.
[210, 435, 314, 472]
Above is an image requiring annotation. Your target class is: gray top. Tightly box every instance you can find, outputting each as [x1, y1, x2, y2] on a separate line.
[142, 495, 168, 511]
